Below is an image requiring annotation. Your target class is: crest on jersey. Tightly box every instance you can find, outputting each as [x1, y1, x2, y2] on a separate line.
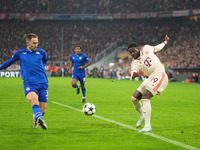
[26, 87, 30, 91]
[79, 57, 82, 60]
[36, 52, 40, 54]
[72, 57, 75, 59]
[145, 51, 149, 54]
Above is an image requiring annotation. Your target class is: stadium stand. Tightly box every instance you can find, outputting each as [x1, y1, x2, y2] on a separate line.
[1, 0, 200, 14]
[0, 0, 199, 81]
[1, 18, 199, 67]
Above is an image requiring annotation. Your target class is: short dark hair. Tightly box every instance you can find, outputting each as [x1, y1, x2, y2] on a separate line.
[26, 33, 38, 41]
[128, 42, 138, 50]
[75, 45, 81, 49]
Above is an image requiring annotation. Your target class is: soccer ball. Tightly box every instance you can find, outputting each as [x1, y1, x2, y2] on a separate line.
[82, 102, 96, 116]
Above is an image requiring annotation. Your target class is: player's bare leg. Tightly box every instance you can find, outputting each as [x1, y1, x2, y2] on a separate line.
[132, 90, 144, 127]
[39, 102, 47, 115]
[71, 78, 80, 94]
[140, 90, 153, 132]
[81, 84, 86, 103]
[26, 92, 48, 130]
[26, 92, 39, 106]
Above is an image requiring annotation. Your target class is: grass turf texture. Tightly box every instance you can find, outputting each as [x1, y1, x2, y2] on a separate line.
[0, 77, 199, 150]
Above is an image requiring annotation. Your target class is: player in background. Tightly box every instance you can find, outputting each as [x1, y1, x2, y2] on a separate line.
[128, 35, 170, 132]
[69, 46, 90, 103]
[0, 33, 48, 130]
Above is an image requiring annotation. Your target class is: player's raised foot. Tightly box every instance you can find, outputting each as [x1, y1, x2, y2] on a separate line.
[136, 117, 145, 128]
[76, 85, 80, 95]
[33, 114, 39, 129]
[37, 118, 48, 130]
[139, 126, 152, 133]
[82, 97, 86, 103]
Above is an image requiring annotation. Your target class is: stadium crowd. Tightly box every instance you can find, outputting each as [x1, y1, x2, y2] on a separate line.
[0, 0, 200, 82]
[1, 0, 200, 14]
[2, 17, 199, 69]
[0, 20, 120, 65]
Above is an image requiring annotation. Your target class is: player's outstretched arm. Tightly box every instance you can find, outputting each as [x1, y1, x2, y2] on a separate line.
[154, 35, 170, 52]
[0, 55, 19, 70]
[42, 51, 48, 66]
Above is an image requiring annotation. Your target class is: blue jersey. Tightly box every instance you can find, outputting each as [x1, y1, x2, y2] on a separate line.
[70, 53, 89, 75]
[0, 47, 48, 84]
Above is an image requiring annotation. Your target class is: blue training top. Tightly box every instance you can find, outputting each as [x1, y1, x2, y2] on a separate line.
[70, 53, 89, 75]
[0, 47, 48, 84]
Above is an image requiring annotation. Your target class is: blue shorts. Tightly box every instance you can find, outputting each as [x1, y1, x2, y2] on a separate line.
[24, 83, 48, 103]
[72, 73, 86, 85]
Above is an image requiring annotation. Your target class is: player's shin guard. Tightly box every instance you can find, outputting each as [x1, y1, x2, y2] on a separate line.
[142, 99, 151, 128]
[131, 96, 143, 118]
[32, 105, 44, 120]
[82, 88, 86, 97]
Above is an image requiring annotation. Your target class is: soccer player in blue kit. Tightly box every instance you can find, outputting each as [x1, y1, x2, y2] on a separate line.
[69, 46, 90, 103]
[0, 33, 48, 130]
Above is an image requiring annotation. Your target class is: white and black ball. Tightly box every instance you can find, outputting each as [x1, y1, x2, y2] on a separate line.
[82, 102, 96, 116]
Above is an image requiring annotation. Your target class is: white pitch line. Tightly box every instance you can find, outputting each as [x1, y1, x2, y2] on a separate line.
[51, 101, 200, 150]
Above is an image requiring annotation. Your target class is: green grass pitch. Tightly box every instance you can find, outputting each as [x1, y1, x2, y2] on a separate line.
[0, 77, 200, 150]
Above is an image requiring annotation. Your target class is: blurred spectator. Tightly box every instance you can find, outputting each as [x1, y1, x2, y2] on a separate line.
[1, 0, 200, 14]
[1, 17, 200, 69]
[100, 66, 104, 78]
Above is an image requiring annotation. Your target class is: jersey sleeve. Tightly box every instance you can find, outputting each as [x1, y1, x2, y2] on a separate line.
[131, 59, 139, 73]
[70, 55, 73, 62]
[140, 45, 154, 55]
[85, 55, 89, 63]
[141, 43, 166, 54]
[41, 50, 48, 66]
[0, 51, 20, 70]
[153, 42, 166, 52]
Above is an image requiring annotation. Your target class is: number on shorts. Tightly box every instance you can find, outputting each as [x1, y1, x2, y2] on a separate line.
[151, 77, 158, 83]
[46, 90, 48, 100]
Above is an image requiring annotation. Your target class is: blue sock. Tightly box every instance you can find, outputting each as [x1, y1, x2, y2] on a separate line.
[82, 88, 86, 97]
[32, 105, 44, 120]
[73, 84, 79, 88]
